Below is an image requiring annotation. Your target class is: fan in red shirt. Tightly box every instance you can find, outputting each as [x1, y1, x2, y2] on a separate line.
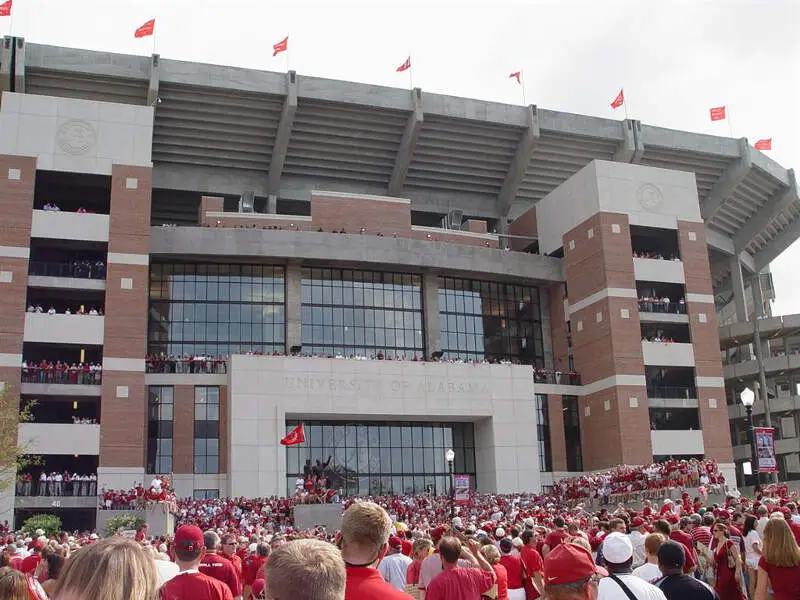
[541, 517, 569, 558]
[519, 530, 544, 600]
[340, 502, 411, 600]
[242, 542, 269, 598]
[19, 541, 45, 575]
[199, 531, 242, 598]
[219, 534, 243, 579]
[160, 525, 233, 600]
[498, 538, 525, 598]
[425, 536, 496, 600]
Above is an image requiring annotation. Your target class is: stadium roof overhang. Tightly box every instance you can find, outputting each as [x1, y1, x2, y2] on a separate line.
[8, 40, 800, 293]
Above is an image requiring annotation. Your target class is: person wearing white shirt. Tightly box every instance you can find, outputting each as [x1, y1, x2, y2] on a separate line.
[38, 472, 46, 495]
[755, 505, 769, 537]
[632, 533, 665, 584]
[597, 533, 667, 600]
[629, 518, 648, 569]
[47, 306, 56, 315]
[54, 472, 63, 496]
[377, 536, 412, 591]
[89, 474, 97, 496]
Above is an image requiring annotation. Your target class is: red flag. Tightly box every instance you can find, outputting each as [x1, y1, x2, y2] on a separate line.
[709, 106, 726, 121]
[273, 36, 288, 57]
[280, 424, 306, 446]
[0, 0, 12, 17]
[396, 57, 411, 72]
[509, 71, 521, 84]
[754, 138, 772, 151]
[134, 19, 155, 39]
[610, 89, 625, 109]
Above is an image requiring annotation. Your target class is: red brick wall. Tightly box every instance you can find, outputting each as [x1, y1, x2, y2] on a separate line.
[547, 395, 568, 472]
[677, 221, 731, 461]
[465, 219, 488, 234]
[100, 165, 152, 469]
[508, 207, 538, 251]
[311, 193, 412, 235]
[407, 229, 499, 248]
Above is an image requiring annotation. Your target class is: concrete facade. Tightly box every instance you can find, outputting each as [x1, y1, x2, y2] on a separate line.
[227, 356, 540, 497]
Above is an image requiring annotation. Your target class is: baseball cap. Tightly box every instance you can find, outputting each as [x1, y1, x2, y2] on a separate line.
[657, 541, 686, 569]
[389, 535, 403, 549]
[174, 525, 204, 552]
[631, 517, 645, 527]
[544, 542, 607, 585]
[602, 532, 633, 564]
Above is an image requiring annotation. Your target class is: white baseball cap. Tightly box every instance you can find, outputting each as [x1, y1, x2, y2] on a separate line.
[602, 532, 633, 564]
[495, 528, 505, 538]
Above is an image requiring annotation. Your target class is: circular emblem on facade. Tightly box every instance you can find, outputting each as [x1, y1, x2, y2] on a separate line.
[637, 183, 664, 212]
[56, 119, 97, 155]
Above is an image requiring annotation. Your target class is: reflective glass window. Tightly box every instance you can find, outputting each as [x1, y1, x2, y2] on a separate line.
[437, 277, 544, 365]
[285, 421, 476, 496]
[147, 386, 173, 474]
[194, 386, 220, 474]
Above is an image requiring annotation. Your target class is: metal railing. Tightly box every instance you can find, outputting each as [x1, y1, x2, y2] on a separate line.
[638, 301, 687, 314]
[534, 370, 581, 385]
[647, 385, 697, 399]
[15, 478, 97, 497]
[21, 367, 102, 385]
[145, 358, 227, 374]
[28, 261, 106, 280]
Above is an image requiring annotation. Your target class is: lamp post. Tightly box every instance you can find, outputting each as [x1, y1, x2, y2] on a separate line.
[445, 448, 455, 520]
[740, 387, 760, 492]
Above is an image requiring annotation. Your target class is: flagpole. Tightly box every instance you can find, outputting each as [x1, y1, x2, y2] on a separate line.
[623, 89, 630, 120]
[8, 5, 13, 37]
[152, 21, 157, 57]
[520, 70, 527, 106]
[409, 52, 413, 90]
[726, 105, 734, 138]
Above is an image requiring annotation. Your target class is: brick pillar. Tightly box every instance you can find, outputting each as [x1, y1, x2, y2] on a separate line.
[564, 212, 651, 469]
[0, 155, 35, 528]
[172, 385, 195, 474]
[547, 395, 568, 472]
[422, 272, 441, 358]
[677, 221, 733, 462]
[99, 165, 152, 490]
[548, 283, 570, 372]
[199, 195, 224, 226]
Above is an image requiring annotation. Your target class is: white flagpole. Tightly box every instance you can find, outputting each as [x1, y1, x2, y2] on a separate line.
[623, 89, 630, 121]
[726, 105, 734, 138]
[408, 53, 413, 90]
[520, 70, 527, 106]
[8, 2, 13, 37]
[152, 21, 157, 57]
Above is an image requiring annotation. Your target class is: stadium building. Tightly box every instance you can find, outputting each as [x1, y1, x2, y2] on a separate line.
[1, 37, 799, 529]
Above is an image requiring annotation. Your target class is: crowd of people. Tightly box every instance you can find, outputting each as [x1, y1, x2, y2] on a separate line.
[15, 472, 97, 498]
[26, 305, 103, 316]
[633, 251, 681, 261]
[29, 258, 106, 280]
[3, 476, 800, 600]
[145, 355, 228, 374]
[20, 361, 103, 385]
[638, 295, 687, 314]
[100, 477, 176, 511]
[642, 332, 681, 343]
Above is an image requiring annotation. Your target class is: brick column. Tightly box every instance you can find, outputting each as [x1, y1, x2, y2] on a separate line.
[99, 165, 152, 490]
[172, 385, 195, 475]
[199, 195, 223, 226]
[548, 283, 570, 372]
[677, 221, 733, 462]
[422, 272, 441, 358]
[564, 212, 651, 469]
[0, 155, 36, 528]
[547, 395, 568, 472]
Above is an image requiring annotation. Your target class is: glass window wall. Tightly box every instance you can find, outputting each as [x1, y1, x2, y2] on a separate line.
[300, 269, 423, 359]
[148, 264, 285, 357]
[147, 386, 173, 474]
[438, 277, 544, 365]
[194, 386, 220, 474]
[285, 421, 476, 496]
[535, 394, 552, 472]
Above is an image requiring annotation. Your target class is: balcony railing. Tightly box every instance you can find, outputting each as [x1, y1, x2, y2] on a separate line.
[21, 367, 102, 385]
[638, 300, 687, 314]
[15, 477, 97, 498]
[533, 369, 581, 386]
[28, 261, 106, 280]
[145, 357, 227, 374]
[647, 385, 697, 399]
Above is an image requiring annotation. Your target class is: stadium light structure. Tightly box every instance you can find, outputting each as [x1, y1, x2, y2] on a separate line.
[445, 448, 455, 519]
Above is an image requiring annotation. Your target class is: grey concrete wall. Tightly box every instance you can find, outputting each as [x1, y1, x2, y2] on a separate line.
[149, 227, 564, 284]
[294, 504, 343, 532]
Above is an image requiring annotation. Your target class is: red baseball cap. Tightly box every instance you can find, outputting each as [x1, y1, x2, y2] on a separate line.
[174, 525, 204, 552]
[631, 517, 645, 527]
[544, 542, 607, 585]
[389, 535, 403, 549]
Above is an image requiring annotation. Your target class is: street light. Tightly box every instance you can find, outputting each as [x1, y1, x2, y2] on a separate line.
[445, 448, 455, 520]
[740, 387, 760, 492]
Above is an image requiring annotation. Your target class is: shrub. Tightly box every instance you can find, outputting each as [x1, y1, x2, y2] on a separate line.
[22, 514, 62, 537]
[104, 513, 146, 537]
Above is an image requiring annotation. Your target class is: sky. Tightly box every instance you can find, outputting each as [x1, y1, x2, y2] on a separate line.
[5, 0, 800, 313]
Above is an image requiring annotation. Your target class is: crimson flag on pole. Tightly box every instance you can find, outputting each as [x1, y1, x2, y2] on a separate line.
[134, 19, 155, 38]
[610, 89, 624, 109]
[754, 138, 772, 151]
[396, 57, 411, 72]
[709, 106, 726, 121]
[509, 71, 521, 84]
[280, 424, 306, 446]
[273, 36, 288, 57]
[0, 0, 13, 17]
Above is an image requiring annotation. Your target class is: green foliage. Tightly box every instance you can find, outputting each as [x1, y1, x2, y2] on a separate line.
[0, 385, 40, 494]
[105, 513, 146, 537]
[22, 514, 62, 537]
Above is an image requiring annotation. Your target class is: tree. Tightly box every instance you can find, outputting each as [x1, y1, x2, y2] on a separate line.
[22, 514, 62, 537]
[105, 513, 146, 537]
[0, 384, 40, 494]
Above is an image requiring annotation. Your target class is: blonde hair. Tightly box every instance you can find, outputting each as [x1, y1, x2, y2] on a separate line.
[412, 538, 433, 557]
[51, 537, 160, 600]
[0, 567, 29, 600]
[265, 539, 346, 600]
[480, 544, 501, 564]
[762, 517, 800, 568]
[569, 537, 592, 552]
[644, 533, 665, 556]
[340, 502, 392, 552]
